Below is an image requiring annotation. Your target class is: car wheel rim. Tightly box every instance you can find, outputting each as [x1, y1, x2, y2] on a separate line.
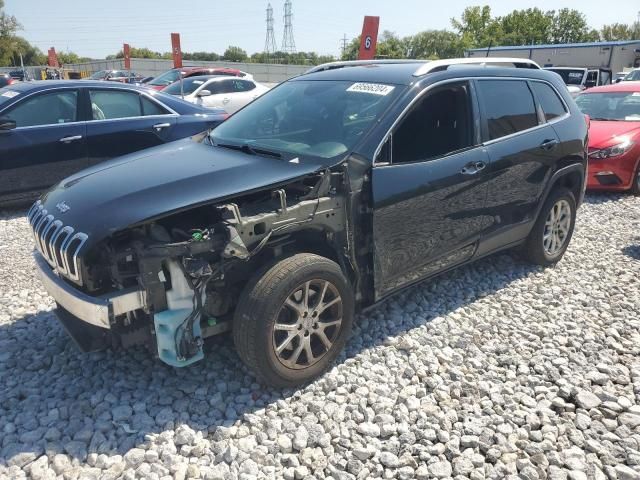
[543, 199, 572, 256]
[272, 279, 343, 370]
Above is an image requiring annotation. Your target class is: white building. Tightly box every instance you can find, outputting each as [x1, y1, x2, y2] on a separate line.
[466, 40, 640, 74]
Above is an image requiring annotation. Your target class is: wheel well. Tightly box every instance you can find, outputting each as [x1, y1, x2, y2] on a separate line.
[554, 170, 583, 203]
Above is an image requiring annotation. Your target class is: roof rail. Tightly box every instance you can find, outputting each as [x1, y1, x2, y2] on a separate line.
[306, 59, 426, 74]
[305, 57, 541, 77]
[412, 57, 541, 76]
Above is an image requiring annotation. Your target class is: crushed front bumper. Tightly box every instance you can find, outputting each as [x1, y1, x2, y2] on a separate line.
[33, 252, 146, 330]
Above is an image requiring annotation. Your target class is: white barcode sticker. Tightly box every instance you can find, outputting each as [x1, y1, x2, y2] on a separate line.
[347, 83, 395, 96]
[1, 90, 19, 98]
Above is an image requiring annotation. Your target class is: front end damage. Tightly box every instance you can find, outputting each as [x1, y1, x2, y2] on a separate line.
[33, 170, 351, 367]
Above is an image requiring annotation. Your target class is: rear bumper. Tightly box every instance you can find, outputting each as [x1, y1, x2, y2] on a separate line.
[34, 252, 146, 329]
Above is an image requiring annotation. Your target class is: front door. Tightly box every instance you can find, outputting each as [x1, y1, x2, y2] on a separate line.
[371, 81, 492, 299]
[0, 89, 86, 197]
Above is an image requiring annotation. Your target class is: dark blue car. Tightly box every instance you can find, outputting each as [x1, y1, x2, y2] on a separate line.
[0, 80, 227, 205]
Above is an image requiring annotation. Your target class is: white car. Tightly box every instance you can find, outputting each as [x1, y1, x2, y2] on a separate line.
[163, 76, 269, 114]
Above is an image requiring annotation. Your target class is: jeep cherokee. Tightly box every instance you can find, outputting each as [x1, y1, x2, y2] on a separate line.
[29, 58, 588, 387]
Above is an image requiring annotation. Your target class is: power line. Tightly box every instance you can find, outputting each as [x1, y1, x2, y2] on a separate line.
[281, 0, 296, 54]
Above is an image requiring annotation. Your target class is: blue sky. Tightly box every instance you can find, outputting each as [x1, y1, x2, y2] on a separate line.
[5, 0, 640, 59]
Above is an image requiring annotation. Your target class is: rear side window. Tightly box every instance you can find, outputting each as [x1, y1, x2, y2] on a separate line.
[530, 82, 567, 122]
[477, 80, 538, 141]
[5, 90, 77, 127]
[90, 90, 141, 120]
[141, 96, 169, 116]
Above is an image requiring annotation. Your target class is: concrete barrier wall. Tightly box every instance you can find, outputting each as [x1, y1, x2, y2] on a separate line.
[62, 59, 309, 83]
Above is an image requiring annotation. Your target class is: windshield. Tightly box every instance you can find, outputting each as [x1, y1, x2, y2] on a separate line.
[624, 70, 640, 81]
[211, 80, 402, 160]
[163, 78, 209, 96]
[89, 70, 107, 80]
[547, 69, 586, 86]
[149, 69, 181, 86]
[575, 92, 640, 121]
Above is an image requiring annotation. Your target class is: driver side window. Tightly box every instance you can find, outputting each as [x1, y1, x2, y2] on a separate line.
[389, 82, 474, 164]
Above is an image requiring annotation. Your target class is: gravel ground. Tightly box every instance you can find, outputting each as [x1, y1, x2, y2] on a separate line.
[1, 193, 640, 480]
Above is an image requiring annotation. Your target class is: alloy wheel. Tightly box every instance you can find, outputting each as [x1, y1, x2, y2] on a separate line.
[272, 279, 343, 370]
[543, 199, 572, 256]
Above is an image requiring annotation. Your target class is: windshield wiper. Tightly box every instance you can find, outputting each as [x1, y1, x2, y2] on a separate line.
[216, 142, 283, 159]
[590, 117, 614, 121]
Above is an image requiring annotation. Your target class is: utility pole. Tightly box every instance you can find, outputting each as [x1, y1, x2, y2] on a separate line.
[340, 34, 349, 58]
[282, 0, 296, 54]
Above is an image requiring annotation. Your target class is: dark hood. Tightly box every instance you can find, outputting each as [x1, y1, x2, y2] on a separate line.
[40, 138, 321, 247]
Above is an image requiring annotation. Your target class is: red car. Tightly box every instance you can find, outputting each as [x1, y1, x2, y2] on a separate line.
[146, 67, 250, 91]
[575, 82, 640, 194]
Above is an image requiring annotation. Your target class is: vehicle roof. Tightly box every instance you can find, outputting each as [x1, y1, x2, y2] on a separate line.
[581, 81, 640, 94]
[179, 66, 243, 73]
[468, 40, 640, 52]
[2, 80, 149, 93]
[184, 75, 249, 82]
[296, 61, 555, 86]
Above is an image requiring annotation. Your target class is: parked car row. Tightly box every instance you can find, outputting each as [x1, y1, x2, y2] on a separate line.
[0, 81, 227, 205]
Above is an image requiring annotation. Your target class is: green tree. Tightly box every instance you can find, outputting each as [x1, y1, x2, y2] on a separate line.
[499, 8, 553, 45]
[600, 23, 634, 41]
[549, 9, 594, 44]
[376, 31, 410, 58]
[223, 46, 248, 62]
[341, 36, 360, 60]
[9, 36, 45, 65]
[0, 0, 22, 66]
[407, 30, 463, 59]
[451, 6, 503, 48]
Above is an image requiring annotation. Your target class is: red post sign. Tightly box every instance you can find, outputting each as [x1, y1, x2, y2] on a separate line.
[48, 47, 60, 67]
[123, 43, 131, 70]
[171, 33, 183, 69]
[358, 16, 380, 60]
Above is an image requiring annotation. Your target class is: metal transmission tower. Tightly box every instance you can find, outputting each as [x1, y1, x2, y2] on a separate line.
[281, 0, 296, 54]
[264, 3, 277, 58]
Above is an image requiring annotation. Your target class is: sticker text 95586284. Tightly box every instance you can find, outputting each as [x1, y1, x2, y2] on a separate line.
[347, 83, 395, 96]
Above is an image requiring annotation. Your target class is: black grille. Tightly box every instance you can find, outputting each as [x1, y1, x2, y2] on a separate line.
[27, 200, 88, 283]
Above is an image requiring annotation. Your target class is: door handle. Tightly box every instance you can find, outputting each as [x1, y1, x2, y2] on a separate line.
[461, 161, 487, 175]
[153, 123, 171, 130]
[59, 135, 82, 143]
[540, 139, 559, 150]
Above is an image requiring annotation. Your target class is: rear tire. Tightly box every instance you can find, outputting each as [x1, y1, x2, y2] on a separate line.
[233, 253, 354, 388]
[521, 187, 576, 266]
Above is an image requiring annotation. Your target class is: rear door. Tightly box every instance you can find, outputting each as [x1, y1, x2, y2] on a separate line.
[475, 78, 564, 255]
[85, 88, 178, 166]
[371, 81, 491, 299]
[0, 88, 86, 196]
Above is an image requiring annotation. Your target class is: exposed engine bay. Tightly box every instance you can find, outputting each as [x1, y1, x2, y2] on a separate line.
[84, 170, 347, 366]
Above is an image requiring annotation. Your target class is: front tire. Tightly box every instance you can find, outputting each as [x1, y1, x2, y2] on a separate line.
[630, 166, 640, 196]
[233, 254, 354, 388]
[521, 187, 576, 266]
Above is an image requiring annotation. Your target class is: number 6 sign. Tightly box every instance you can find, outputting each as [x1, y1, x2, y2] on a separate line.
[358, 16, 380, 60]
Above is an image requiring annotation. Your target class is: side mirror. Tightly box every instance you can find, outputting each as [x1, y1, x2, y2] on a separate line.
[198, 90, 212, 97]
[615, 77, 623, 83]
[0, 118, 17, 131]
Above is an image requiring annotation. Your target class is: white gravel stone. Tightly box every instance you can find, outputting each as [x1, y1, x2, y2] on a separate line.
[2, 194, 640, 478]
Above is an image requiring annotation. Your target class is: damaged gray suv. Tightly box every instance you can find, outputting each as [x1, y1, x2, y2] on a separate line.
[29, 58, 587, 387]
